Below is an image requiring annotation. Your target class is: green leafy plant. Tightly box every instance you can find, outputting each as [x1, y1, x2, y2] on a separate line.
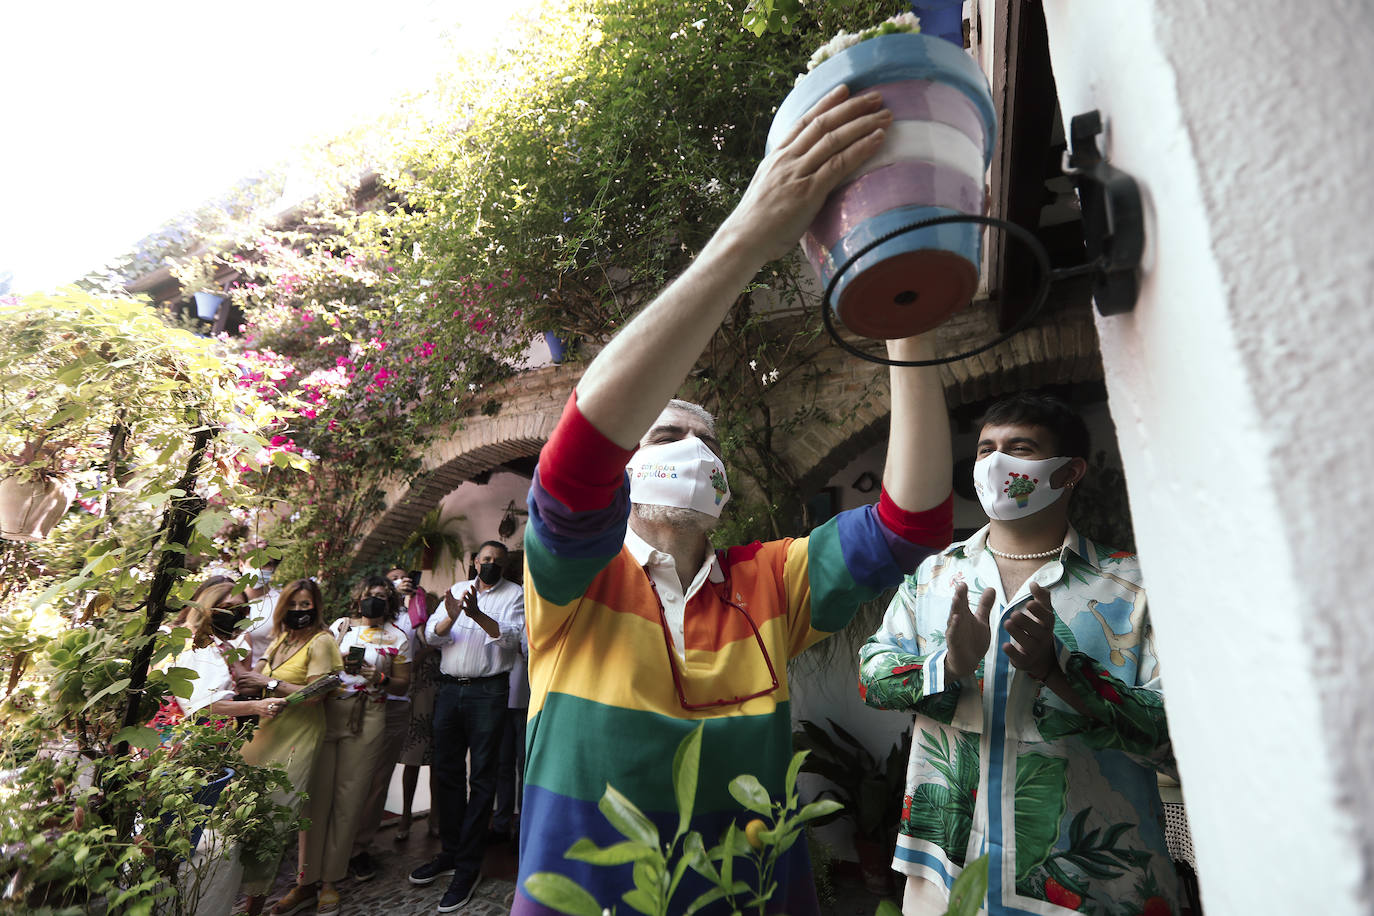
[400, 507, 466, 571]
[793, 719, 911, 849]
[0, 718, 295, 916]
[944, 854, 990, 916]
[523, 723, 842, 916]
[167, 254, 225, 296]
[741, 0, 807, 36]
[0, 291, 305, 911]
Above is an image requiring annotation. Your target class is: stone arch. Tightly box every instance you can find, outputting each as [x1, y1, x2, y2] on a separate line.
[354, 364, 581, 565]
[357, 298, 1103, 562]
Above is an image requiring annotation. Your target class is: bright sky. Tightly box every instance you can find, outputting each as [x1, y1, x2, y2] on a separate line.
[0, 0, 542, 295]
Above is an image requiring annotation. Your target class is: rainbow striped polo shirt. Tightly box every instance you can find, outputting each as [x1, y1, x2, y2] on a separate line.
[515, 395, 951, 915]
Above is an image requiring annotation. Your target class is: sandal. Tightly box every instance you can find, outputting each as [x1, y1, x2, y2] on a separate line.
[316, 886, 341, 915]
[270, 885, 317, 916]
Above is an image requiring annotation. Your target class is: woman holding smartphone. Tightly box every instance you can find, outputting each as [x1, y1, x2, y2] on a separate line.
[274, 576, 411, 915]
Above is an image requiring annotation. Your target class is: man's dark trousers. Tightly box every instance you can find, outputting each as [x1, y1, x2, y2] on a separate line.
[432, 673, 508, 886]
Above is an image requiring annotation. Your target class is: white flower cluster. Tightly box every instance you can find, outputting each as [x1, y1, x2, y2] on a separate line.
[800, 12, 922, 79]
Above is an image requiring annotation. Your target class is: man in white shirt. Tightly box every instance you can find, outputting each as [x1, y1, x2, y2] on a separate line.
[410, 540, 525, 913]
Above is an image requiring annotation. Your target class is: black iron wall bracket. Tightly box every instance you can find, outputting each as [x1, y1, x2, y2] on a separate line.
[819, 110, 1148, 367]
[1062, 109, 1145, 316]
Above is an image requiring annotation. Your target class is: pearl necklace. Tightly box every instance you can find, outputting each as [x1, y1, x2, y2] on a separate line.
[987, 544, 1060, 561]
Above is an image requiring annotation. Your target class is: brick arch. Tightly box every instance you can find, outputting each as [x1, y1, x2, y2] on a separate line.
[357, 298, 1102, 561]
[354, 364, 583, 565]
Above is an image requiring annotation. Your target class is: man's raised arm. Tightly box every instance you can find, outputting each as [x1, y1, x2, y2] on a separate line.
[575, 85, 892, 447]
[883, 335, 953, 514]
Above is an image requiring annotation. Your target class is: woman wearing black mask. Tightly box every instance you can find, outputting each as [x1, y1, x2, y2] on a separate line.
[235, 579, 343, 916]
[277, 577, 412, 916]
[162, 577, 286, 723]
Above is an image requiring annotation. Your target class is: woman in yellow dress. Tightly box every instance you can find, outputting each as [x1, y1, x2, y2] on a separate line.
[234, 578, 342, 916]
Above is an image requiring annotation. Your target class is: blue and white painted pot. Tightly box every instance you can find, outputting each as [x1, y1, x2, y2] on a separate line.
[193, 290, 225, 321]
[768, 32, 996, 339]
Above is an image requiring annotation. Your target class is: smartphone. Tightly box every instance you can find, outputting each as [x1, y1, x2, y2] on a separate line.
[345, 645, 365, 674]
[407, 570, 422, 586]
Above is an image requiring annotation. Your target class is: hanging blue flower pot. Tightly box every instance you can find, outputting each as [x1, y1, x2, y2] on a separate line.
[193, 291, 225, 321]
[156, 766, 236, 854]
[543, 330, 570, 365]
[769, 32, 997, 340]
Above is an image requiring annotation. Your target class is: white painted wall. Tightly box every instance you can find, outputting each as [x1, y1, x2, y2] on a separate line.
[1039, 1, 1374, 912]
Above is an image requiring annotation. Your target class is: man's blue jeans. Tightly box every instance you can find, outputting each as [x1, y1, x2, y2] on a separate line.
[432, 674, 508, 880]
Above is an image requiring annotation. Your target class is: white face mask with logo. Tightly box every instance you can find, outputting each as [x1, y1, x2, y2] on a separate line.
[972, 451, 1072, 520]
[627, 437, 731, 518]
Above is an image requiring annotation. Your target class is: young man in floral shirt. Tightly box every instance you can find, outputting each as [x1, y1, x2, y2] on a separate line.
[860, 393, 1179, 915]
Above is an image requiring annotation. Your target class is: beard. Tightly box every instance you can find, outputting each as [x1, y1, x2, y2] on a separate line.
[632, 502, 719, 536]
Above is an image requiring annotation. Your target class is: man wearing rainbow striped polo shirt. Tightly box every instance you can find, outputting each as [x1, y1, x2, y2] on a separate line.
[514, 85, 955, 916]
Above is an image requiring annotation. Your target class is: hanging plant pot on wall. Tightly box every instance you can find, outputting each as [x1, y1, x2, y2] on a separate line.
[769, 31, 997, 340]
[543, 331, 570, 365]
[193, 291, 225, 321]
[0, 475, 76, 541]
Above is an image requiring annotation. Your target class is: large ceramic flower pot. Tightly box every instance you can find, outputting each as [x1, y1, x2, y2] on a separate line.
[769, 32, 997, 339]
[194, 291, 225, 321]
[0, 475, 75, 541]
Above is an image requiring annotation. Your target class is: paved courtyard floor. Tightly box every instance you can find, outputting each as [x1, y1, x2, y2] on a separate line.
[235, 813, 893, 916]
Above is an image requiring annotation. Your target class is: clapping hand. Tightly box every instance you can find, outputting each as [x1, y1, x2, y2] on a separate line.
[443, 585, 478, 620]
[944, 582, 995, 680]
[1002, 582, 1059, 681]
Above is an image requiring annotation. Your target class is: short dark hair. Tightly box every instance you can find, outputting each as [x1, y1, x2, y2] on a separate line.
[475, 540, 508, 559]
[979, 393, 1090, 460]
[354, 574, 400, 622]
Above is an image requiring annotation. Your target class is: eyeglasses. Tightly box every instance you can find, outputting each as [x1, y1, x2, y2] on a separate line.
[647, 575, 780, 711]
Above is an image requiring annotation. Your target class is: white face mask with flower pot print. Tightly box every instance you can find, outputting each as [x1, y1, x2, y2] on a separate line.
[971, 452, 1071, 520]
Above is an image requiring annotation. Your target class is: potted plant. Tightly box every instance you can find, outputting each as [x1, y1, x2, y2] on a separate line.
[768, 13, 997, 340]
[0, 436, 76, 541]
[169, 255, 227, 320]
[793, 718, 911, 895]
[399, 507, 466, 571]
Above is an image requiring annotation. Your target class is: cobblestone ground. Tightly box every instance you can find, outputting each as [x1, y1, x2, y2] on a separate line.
[235, 814, 891, 915]
[234, 814, 516, 916]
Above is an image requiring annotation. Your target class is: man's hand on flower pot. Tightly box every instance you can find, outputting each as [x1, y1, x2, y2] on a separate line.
[720, 84, 891, 265]
[575, 84, 891, 447]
